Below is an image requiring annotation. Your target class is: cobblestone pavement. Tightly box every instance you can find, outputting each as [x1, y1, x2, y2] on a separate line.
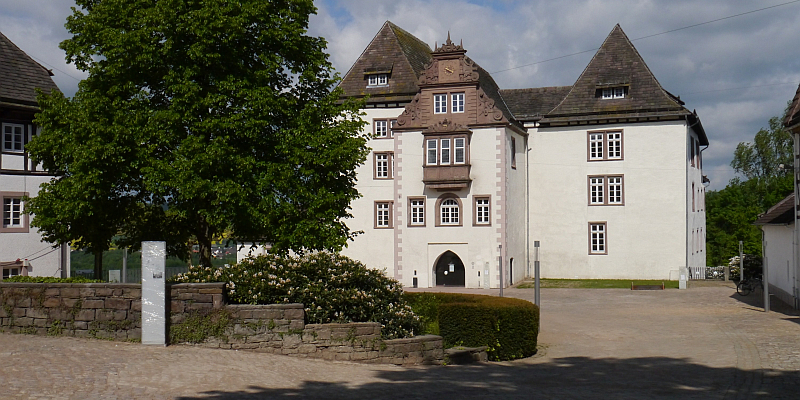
[1, 283, 798, 399]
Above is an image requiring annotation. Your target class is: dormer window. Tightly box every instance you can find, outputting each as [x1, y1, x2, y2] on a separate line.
[367, 73, 389, 87]
[601, 87, 626, 99]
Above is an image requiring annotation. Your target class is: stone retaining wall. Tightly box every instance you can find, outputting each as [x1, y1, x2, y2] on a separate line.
[0, 282, 444, 365]
[0, 283, 142, 340]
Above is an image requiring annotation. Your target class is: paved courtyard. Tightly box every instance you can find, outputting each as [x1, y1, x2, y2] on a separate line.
[1, 282, 799, 399]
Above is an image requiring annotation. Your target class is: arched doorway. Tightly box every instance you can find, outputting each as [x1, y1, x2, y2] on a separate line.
[434, 251, 465, 287]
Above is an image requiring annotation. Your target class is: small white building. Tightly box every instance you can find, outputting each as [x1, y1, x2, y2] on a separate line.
[0, 31, 68, 279]
[755, 193, 796, 308]
[337, 22, 708, 288]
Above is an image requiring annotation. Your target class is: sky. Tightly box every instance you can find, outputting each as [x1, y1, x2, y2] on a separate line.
[2, 0, 799, 191]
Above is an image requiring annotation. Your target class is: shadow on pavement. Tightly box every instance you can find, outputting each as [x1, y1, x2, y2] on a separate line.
[728, 289, 800, 318]
[176, 356, 799, 399]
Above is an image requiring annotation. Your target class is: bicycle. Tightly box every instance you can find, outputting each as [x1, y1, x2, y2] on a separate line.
[736, 276, 763, 296]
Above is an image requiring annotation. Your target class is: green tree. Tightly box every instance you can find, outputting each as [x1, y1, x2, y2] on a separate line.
[706, 110, 794, 266]
[29, 0, 368, 274]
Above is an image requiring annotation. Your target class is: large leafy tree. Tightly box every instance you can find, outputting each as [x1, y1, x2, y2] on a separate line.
[706, 111, 793, 266]
[28, 0, 368, 275]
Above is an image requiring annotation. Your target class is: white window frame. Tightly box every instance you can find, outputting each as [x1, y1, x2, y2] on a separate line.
[2, 267, 21, 279]
[374, 120, 388, 138]
[454, 137, 466, 164]
[607, 132, 622, 160]
[589, 133, 604, 160]
[1, 192, 28, 233]
[601, 87, 625, 99]
[2, 123, 25, 153]
[607, 176, 623, 204]
[451, 93, 464, 113]
[588, 131, 623, 161]
[426, 139, 438, 165]
[374, 152, 392, 179]
[409, 197, 425, 226]
[589, 177, 605, 205]
[440, 198, 460, 225]
[375, 201, 392, 228]
[588, 175, 624, 206]
[474, 197, 491, 225]
[434, 94, 447, 114]
[589, 222, 607, 254]
[368, 74, 388, 87]
[440, 139, 451, 164]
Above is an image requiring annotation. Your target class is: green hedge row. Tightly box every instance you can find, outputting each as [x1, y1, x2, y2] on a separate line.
[404, 292, 539, 361]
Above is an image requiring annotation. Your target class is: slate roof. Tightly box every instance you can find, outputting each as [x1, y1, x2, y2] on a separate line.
[472, 59, 518, 126]
[338, 21, 432, 104]
[540, 25, 707, 143]
[500, 86, 572, 121]
[785, 83, 800, 129]
[0, 31, 59, 107]
[754, 193, 795, 225]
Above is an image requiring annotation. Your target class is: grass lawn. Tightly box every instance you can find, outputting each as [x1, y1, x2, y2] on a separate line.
[516, 279, 679, 289]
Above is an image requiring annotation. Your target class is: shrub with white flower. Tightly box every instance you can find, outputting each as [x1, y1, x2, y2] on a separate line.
[171, 252, 421, 339]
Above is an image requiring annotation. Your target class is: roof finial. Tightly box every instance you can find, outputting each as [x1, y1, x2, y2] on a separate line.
[446, 31, 452, 45]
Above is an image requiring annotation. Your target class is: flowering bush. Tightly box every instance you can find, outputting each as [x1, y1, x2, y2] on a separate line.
[171, 252, 421, 339]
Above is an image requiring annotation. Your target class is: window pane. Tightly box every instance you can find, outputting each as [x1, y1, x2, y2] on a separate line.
[590, 223, 606, 253]
[377, 203, 390, 227]
[440, 139, 450, 164]
[608, 177, 623, 204]
[368, 75, 377, 86]
[451, 93, 464, 113]
[3, 198, 23, 227]
[427, 140, 438, 165]
[441, 199, 459, 225]
[378, 74, 387, 85]
[375, 153, 389, 178]
[602, 88, 612, 99]
[411, 199, 424, 225]
[454, 137, 465, 164]
[590, 177, 604, 204]
[434, 94, 447, 114]
[607, 132, 622, 159]
[374, 120, 387, 137]
[614, 87, 624, 98]
[589, 133, 604, 159]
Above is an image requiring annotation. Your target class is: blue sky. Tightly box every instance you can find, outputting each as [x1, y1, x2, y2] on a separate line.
[2, 0, 799, 190]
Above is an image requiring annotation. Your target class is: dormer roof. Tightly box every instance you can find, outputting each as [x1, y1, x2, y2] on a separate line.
[0, 31, 60, 107]
[338, 21, 432, 104]
[785, 83, 800, 130]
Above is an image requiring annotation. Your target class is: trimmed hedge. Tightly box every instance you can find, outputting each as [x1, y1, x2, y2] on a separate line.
[405, 292, 539, 361]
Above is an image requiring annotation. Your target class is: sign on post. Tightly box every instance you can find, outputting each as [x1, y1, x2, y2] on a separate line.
[141, 241, 166, 345]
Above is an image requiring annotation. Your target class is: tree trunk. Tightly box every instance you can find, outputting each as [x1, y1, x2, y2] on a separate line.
[197, 220, 214, 269]
[93, 250, 103, 280]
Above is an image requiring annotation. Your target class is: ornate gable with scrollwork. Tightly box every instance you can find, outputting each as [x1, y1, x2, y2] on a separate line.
[395, 34, 508, 132]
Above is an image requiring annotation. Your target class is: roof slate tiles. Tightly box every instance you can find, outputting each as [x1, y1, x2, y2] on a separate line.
[500, 86, 572, 121]
[0, 31, 60, 106]
[785, 83, 800, 129]
[543, 25, 686, 122]
[338, 21, 432, 104]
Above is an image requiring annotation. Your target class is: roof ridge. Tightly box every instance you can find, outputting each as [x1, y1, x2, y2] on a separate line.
[611, 25, 682, 109]
[0, 31, 53, 76]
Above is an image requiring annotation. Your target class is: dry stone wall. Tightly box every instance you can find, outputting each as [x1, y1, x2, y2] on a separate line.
[0, 282, 444, 365]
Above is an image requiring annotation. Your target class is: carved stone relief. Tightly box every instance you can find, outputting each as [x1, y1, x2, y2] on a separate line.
[476, 88, 506, 124]
[396, 93, 422, 128]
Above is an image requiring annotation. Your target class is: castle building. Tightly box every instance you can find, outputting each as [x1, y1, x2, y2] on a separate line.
[340, 22, 708, 288]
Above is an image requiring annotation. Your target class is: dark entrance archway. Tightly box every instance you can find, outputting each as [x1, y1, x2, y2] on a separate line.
[435, 251, 465, 287]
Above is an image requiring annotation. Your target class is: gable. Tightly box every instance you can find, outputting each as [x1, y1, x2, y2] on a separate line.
[338, 22, 432, 104]
[543, 25, 687, 123]
[786, 83, 800, 130]
[0, 31, 60, 107]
